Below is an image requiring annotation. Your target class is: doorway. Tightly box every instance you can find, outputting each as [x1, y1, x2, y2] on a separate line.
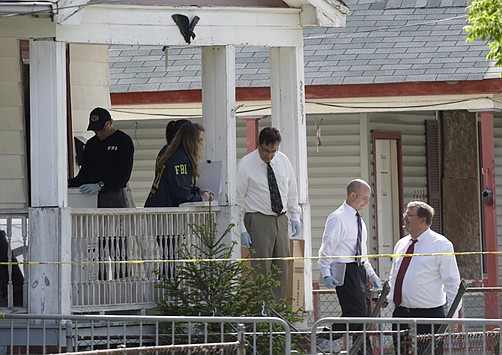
[372, 131, 403, 280]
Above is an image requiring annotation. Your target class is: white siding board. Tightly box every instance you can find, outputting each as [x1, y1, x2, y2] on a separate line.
[0, 180, 26, 207]
[0, 131, 24, 154]
[0, 38, 28, 208]
[0, 156, 24, 178]
[0, 82, 22, 106]
[0, 106, 24, 130]
[0, 57, 21, 82]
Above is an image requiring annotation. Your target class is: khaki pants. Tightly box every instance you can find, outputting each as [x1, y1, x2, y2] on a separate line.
[244, 212, 289, 301]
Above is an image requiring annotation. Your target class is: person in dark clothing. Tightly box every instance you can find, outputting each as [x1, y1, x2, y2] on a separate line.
[145, 122, 210, 207]
[145, 122, 210, 278]
[69, 107, 134, 279]
[68, 107, 134, 208]
[0, 230, 24, 307]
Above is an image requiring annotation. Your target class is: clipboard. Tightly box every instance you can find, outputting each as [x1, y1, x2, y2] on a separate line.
[330, 262, 347, 286]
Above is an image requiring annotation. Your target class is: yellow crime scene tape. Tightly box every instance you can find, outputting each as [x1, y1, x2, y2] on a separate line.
[0, 250, 499, 266]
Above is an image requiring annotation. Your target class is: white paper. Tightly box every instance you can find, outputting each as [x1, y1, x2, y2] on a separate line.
[197, 160, 223, 199]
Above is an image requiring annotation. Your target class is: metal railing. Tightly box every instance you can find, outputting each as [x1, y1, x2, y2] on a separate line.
[1, 312, 500, 354]
[310, 317, 501, 354]
[0, 313, 290, 354]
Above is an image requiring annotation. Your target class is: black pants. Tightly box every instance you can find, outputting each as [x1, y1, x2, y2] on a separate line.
[392, 305, 445, 354]
[331, 263, 373, 355]
[98, 188, 128, 208]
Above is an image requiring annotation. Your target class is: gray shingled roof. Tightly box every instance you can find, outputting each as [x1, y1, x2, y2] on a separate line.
[109, 0, 501, 93]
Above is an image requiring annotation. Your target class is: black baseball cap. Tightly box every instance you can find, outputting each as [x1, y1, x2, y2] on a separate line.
[87, 107, 112, 131]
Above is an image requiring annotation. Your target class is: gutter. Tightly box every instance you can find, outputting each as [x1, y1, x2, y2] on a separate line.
[0, 2, 54, 17]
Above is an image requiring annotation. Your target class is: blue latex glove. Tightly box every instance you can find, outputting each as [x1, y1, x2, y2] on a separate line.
[291, 220, 301, 237]
[241, 232, 252, 248]
[80, 183, 101, 194]
[370, 274, 383, 292]
[323, 275, 340, 289]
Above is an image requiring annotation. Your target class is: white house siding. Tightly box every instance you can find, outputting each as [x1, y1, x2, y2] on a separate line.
[306, 113, 364, 280]
[70, 44, 112, 135]
[0, 38, 28, 208]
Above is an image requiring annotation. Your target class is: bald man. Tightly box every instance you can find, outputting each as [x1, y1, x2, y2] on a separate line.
[318, 179, 382, 354]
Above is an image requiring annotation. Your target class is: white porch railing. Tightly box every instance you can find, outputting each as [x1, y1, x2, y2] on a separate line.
[70, 207, 220, 313]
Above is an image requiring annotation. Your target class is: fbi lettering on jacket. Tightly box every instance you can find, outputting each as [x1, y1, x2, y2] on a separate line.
[175, 164, 187, 175]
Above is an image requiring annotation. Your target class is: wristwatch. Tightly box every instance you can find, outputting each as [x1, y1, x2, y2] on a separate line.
[98, 181, 105, 189]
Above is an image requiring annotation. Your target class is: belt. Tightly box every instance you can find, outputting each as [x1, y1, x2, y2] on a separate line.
[245, 211, 286, 217]
[346, 261, 365, 265]
[396, 305, 443, 312]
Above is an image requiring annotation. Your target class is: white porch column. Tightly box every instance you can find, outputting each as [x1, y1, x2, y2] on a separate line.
[270, 46, 312, 311]
[29, 39, 71, 314]
[201, 46, 239, 249]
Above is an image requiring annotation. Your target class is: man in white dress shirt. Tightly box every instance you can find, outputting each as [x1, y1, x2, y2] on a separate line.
[389, 201, 461, 354]
[237, 127, 301, 301]
[318, 179, 382, 354]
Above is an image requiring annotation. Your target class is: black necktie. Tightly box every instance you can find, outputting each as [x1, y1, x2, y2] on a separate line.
[355, 212, 362, 265]
[267, 162, 283, 215]
[393, 239, 418, 306]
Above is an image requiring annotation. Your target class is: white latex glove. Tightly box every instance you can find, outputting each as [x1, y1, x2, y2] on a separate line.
[370, 274, 383, 292]
[240, 232, 252, 248]
[291, 220, 301, 236]
[323, 275, 340, 289]
[80, 183, 101, 194]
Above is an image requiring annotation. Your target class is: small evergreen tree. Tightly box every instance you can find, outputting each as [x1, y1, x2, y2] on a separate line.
[155, 208, 303, 352]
